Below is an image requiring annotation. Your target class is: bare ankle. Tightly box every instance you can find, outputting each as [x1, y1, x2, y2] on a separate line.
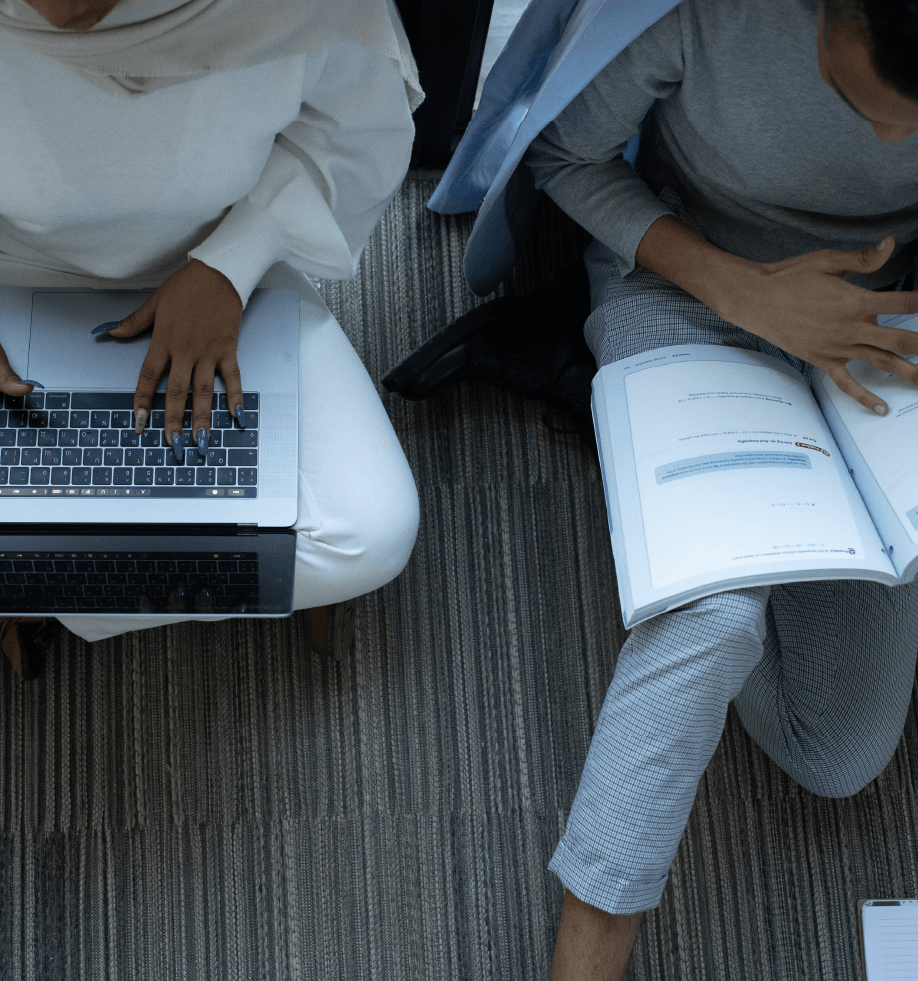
[550, 891, 643, 981]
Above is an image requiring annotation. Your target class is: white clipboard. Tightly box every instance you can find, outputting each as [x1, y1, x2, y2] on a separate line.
[860, 899, 918, 979]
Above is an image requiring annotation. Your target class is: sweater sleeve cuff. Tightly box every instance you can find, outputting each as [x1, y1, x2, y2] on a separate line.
[614, 200, 675, 278]
[188, 197, 289, 308]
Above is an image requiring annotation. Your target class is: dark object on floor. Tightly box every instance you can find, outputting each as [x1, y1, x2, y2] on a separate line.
[304, 599, 356, 660]
[0, 617, 60, 680]
[382, 259, 597, 451]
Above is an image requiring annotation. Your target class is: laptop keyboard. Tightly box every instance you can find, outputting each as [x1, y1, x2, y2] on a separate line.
[0, 391, 258, 498]
[0, 549, 260, 613]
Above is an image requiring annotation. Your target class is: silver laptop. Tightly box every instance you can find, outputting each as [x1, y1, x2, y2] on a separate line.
[0, 285, 300, 618]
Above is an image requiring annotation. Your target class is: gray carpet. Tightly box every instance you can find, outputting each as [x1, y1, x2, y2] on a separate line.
[1, 176, 917, 979]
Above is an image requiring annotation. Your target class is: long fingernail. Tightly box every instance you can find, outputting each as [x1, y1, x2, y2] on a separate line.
[874, 404, 888, 415]
[18, 379, 44, 389]
[135, 408, 148, 433]
[171, 432, 184, 463]
[196, 427, 208, 457]
[91, 321, 121, 335]
[234, 405, 246, 428]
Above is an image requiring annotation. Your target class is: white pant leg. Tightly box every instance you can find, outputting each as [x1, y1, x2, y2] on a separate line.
[0, 258, 419, 641]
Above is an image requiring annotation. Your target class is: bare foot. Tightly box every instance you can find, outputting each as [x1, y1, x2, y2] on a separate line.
[550, 890, 642, 981]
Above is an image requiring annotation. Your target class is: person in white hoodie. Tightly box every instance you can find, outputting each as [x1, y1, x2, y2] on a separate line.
[0, 0, 424, 672]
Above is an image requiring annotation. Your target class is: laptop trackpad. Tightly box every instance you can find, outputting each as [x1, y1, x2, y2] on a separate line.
[27, 291, 170, 390]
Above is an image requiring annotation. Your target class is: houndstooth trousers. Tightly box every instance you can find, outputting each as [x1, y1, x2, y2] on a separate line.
[548, 189, 918, 914]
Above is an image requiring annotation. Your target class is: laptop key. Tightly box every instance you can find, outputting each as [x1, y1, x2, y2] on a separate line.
[21, 448, 40, 466]
[62, 448, 81, 466]
[58, 429, 78, 447]
[111, 411, 131, 429]
[16, 429, 36, 446]
[154, 468, 174, 485]
[92, 468, 112, 485]
[0, 468, 7, 485]
[124, 448, 144, 466]
[228, 449, 257, 467]
[103, 449, 123, 466]
[24, 393, 44, 409]
[100, 430, 119, 447]
[196, 468, 215, 485]
[78, 429, 98, 447]
[134, 468, 153, 485]
[222, 430, 256, 447]
[45, 393, 69, 409]
[28, 411, 48, 427]
[113, 468, 132, 485]
[82, 449, 102, 466]
[71, 468, 91, 485]
[1, 448, 19, 466]
[206, 449, 226, 466]
[42, 449, 61, 467]
[243, 393, 258, 410]
[9, 468, 28, 485]
[9, 410, 28, 427]
[69, 411, 89, 428]
[51, 468, 70, 485]
[120, 430, 139, 447]
[38, 429, 57, 447]
[217, 468, 236, 485]
[0, 430, 14, 446]
[90, 411, 110, 428]
[140, 430, 159, 447]
[145, 449, 165, 467]
[30, 468, 49, 485]
[175, 468, 195, 485]
[238, 468, 257, 486]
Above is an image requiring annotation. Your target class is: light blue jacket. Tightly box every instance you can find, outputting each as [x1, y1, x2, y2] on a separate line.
[427, 0, 680, 296]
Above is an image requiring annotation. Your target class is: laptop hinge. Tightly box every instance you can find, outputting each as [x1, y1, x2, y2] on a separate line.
[238, 524, 258, 536]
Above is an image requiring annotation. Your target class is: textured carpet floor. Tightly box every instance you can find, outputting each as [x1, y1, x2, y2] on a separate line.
[1, 177, 917, 979]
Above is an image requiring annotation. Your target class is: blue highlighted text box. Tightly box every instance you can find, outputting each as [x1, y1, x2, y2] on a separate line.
[655, 451, 812, 484]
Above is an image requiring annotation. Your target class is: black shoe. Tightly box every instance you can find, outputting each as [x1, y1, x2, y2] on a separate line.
[1, 617, 59, 680]
[383, 259, 596, 436]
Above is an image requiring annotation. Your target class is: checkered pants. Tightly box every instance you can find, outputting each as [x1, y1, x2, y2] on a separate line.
[548, 190, 918, 914]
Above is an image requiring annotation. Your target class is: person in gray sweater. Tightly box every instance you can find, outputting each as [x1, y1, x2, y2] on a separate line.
[519, 0, 918, 978]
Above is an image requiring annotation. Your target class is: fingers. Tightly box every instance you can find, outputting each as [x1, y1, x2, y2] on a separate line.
[164, 362, 194, 463]
[827, 364, 889, 415]
[816, 236, 896, 276]
[863, 323, 918, 355]
[105, 293, 157, 338]
[220, 354, 245, 429]
[0, 342, 41, 397]
[191, 363, 216, 460]
[133, 344, 169, 435]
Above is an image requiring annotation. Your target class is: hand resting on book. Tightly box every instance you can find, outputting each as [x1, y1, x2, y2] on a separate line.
[636, 217, 918, 417]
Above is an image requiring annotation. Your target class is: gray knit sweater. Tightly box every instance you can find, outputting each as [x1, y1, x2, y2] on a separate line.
[524, 0, 918, 288]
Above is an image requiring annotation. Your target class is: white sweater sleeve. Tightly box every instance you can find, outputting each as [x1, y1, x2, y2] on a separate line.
[188, 43, 415, 307]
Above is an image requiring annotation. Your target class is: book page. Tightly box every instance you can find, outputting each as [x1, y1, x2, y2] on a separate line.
[623, 354, 870, 588]
[862, 900, 918, 980]
[815, 346, 918, 549]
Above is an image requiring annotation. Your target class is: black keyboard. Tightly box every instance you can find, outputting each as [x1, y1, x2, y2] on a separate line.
[0, 549, 260, 613]
[0, 391, 258, 499]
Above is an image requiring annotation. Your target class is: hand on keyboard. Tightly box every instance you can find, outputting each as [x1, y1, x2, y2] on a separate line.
[103, 259, 244, 450]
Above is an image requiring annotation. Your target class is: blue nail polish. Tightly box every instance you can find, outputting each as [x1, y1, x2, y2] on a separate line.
[91, 321, 121, 335]
[234, 405, 246, 428]
[171, 432, 184, 463]
[18, 379, 44, 389]
[196, 427, 208, 457]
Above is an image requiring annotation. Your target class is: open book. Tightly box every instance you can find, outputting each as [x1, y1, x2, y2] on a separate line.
[591, 317, 918, 628]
